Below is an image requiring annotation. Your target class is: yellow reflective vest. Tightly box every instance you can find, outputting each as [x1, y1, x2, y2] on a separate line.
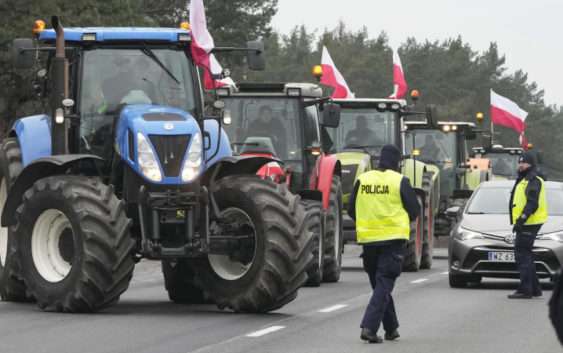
[511, 176, 548, 225]
[355, 169, 410, 244]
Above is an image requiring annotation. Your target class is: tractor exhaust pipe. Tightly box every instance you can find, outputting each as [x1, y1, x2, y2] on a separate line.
[51, 16, 69, 155]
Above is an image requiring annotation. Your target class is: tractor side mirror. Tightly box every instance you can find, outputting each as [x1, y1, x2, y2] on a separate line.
[12, 38, 35, 70]
[425, 104, 437, 128]
[246, 40, 265, 71]
[465, 130, 477, 140]
[321, 103, 341, 128]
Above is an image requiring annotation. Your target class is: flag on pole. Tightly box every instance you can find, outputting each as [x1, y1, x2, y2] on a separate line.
[189, 0, 235, 89]
[389, 49, 408, 99]
[490, 90, 528, 133]
[320, 46, 354, 99]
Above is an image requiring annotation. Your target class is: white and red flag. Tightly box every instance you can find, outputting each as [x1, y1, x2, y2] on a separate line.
[189, 0, 235, 89]
[389, 49, 408, 99]
[320, 46, 354, 99]
[490, 90, 528, 133]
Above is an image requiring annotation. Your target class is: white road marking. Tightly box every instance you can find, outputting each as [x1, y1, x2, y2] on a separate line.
[411, 278, 428, 284]
[318, 304, 348, 313]
[246, 325, 286, 338]
[441, 271, 449, 275]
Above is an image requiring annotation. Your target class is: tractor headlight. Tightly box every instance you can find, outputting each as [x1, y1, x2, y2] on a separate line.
[137, 133, 162, 182]
[181, 132, 202, 182]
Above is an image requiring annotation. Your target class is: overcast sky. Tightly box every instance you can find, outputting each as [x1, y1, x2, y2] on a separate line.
[272, 0, 562, 106]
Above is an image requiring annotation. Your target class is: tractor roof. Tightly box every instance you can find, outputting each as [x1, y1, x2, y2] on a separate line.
[333, 98, 407, 108]
[472, 145, 523, 154]
[405, 120, 476, 128]
[38, 27, 190, 43]
[219, 82, 323, 98]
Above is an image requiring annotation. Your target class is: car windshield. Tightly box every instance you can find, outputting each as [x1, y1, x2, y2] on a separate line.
[486, 152, 519, 177]
[405, 129, 456, 165]
[329, 108, 397, 155]
[222, 97, 301, 161]
[79, 48, 196, 157]
[467, 186, 563, 215]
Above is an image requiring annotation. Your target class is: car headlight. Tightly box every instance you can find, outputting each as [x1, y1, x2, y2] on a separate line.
[181, 132, 202, 182]
[454, 226, 484, 241]
[537, 231, 563, 242]
[137, 133, 162, 182]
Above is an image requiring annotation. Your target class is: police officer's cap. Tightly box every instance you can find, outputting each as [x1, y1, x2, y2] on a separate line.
[379, 144, 401, 170]
[518, 151, 536, 167]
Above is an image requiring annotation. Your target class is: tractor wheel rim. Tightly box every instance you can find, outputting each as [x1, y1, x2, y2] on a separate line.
[0, 180, 7, 267]
[209, 207, 257, 281]
[31, 209, 74, 283]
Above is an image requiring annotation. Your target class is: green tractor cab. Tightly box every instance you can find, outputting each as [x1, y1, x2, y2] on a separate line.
[328, 98, 440, 271]
[404, 121, 492, 236]
[472, 144, 523, 180]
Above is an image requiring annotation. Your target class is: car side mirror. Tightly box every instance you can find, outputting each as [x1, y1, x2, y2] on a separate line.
[246, 40, 265, 71]
[446, 206, 460, 218]
[12, 38, 35, 70]
[321, 103, 341, 128]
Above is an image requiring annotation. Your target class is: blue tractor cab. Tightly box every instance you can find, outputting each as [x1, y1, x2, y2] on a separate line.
[0, 17, 313, 314]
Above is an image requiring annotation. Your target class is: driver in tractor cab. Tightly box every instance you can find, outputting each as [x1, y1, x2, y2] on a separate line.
[245, 105, 286, 157]
[345, 115, 379, 147]
[420, 135, 440, 162]
[102, 55, 153, 111]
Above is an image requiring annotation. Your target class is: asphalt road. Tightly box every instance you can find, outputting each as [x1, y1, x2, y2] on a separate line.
[0, 245, 560, 353]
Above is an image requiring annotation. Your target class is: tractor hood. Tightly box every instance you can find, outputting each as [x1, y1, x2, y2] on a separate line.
[334, 151, 371, 205]
[115, 104, 202, 185]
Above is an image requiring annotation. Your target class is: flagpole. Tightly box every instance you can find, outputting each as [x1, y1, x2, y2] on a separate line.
[490, 117, 494, 146]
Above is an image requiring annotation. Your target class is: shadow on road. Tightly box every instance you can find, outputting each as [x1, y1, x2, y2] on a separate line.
[463, 280, 554, 291]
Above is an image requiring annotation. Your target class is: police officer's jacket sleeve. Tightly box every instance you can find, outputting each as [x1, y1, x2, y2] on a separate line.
[400, 177, 420, 222]
[522, 177, 541, 219]
[347, 180, 360, 222]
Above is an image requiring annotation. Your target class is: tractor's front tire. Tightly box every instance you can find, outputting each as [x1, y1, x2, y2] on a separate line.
[322, 176, 344, 283]
[403, 196, 424, 272]
[303, 200, 323, 287]
[15, 176, 135, 312]
[162, 260, 209, 304]
[0, 138, 31, 302]
[195, 176, 313, 313]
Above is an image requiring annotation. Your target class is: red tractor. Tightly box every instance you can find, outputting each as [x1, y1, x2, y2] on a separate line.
[217, 82, 343, 286]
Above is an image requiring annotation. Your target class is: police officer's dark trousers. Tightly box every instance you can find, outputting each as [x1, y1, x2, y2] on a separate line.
[361, 242, 404, 333]
[515, 225, 542, 295]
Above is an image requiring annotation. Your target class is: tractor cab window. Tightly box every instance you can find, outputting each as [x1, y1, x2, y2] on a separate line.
[223, 97, 301, 164]
[405, 130, 457, 166]
[79, 48, 196, 157]
[486, 152, 519, 177]
[303, 105, 321, 146]
[330, 108, 397, 156]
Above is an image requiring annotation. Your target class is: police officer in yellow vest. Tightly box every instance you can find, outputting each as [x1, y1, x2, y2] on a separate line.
[348, 145, 420, 343]
[508, 151, 547, 299]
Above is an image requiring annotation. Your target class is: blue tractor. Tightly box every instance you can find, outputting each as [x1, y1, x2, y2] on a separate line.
[0, 17, 313, 313]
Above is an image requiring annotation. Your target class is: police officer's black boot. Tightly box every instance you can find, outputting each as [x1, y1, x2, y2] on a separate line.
[384, 330, 400, 341]
[361, 328, 383, 343]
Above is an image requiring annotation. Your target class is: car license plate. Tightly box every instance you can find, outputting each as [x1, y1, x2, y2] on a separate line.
[488, 251, 515, 262]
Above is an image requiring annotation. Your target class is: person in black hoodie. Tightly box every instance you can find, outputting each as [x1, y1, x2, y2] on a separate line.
[507, 151, 547, 299]
[348, 145, 419, 343]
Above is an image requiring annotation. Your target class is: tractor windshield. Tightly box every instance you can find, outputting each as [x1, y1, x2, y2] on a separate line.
[485, 152, 519, 177]
[222, 97, 302, 162]
[79, 48, 196, 156]
[330, 108, 397, 155]
[405, 130, 457, 166]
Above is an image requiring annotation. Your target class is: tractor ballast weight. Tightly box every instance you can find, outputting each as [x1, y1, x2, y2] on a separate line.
[326, 98, 440, 271]
[217, 82, 345, 286]
[0, 18, 314, 313]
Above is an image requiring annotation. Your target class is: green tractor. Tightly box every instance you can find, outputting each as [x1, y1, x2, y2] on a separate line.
[327, 98, 440, 271]
[472, 144, 523, 180]
[404, 120, 492, 236]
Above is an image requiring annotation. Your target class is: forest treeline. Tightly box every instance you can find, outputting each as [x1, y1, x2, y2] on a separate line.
[1, 1, 561, 176]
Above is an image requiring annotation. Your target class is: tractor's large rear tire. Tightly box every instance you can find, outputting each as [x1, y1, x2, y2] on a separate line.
[303, 200, 323, 287]
[195, 175, 313, 313]
[420, 173, 434, 270]
[0, 138, 31, 302]
[15, 176, 135, 312]
[322, 176, 344, 283]
[403, 196, 424, 272]
[162, 260, 209, 304]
